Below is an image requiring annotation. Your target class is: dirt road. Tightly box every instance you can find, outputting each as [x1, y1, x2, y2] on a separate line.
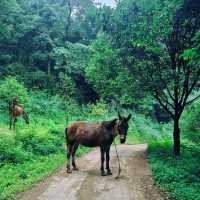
[18, 144, 165, 200]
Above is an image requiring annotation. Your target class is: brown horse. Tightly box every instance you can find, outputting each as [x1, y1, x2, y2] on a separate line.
[65, 112, 131, 176]
[9, 98, 29, 130]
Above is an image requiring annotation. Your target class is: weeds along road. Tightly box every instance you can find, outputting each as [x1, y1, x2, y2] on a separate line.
[17, 144, 165, 200]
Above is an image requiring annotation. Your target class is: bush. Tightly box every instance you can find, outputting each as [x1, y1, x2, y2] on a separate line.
[83, 101, 108, 119]
[27, 91, 64, 117]
[0, 76, 28, 105]
[181, 100, 200, 143]
[0, 133, 31, 165]
[0, 123, 64, 166]
[15, 125, 63, 156]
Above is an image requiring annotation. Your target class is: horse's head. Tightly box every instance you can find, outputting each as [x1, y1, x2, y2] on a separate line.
[117, 112, 131, 144]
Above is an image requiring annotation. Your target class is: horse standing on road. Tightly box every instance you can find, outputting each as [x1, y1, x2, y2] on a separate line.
[9, 98, 29, 130]
[65, 112, 131, 176]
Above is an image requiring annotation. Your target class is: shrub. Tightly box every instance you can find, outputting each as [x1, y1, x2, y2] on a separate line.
[181, 99, 200, 143]
[0, 133, 31, 165]
[85, 101, 107, 118]
[15, 126, 63, 156]
[0, 76, 28, 104]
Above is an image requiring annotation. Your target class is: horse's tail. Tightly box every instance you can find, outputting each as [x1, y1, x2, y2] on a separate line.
[65, 127, 68, 145]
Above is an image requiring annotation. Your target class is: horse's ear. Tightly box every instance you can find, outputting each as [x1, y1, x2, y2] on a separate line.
[118, 111, 122, 120]
[104, 119, 117, 130]
[126, 114, 132, 122]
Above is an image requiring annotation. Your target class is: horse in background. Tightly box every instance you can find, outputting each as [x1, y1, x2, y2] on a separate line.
[9, 98, 29, 130]
[65, 112, 131, 176]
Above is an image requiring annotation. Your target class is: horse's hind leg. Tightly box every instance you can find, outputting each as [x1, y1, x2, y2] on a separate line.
[9, 117, 13, 130]
[72, 143, 79, 171]
[13, 117, 17, 130]
[66, 144, 73, 173]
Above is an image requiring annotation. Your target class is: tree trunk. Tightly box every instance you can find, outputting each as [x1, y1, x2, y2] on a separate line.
[47, 58, 51, 79]
[173, 117, 181, 156]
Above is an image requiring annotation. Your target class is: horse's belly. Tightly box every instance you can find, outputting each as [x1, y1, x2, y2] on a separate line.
[77, 133, 101, 147]
[79, 137, 100, 147]
[81, 142, 98, 147]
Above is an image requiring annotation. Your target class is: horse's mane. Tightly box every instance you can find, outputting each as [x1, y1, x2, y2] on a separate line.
[102, 118, 118, 130]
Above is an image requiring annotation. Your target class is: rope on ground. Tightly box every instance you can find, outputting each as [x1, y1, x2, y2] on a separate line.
[114, 138, 121, 179]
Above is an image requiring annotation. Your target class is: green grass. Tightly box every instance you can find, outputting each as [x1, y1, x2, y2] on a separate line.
[0, 118, 91, 200]
[0, 153, 65, 200]
[0, 146, 91, 200]
[0, 99, 89, 200]
[148, 141, 200, 200]
[0, 115, 64, 200]
[145, 101, 200, 200]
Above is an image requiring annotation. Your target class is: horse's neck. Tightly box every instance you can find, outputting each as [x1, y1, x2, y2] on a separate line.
[111, 120, 119, 137]
[9, 101, 16, 113]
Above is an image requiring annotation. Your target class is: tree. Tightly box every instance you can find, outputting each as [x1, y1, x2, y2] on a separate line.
[85, 33, 139, 106]
[140, 0, 200, 155]
[0, 0, 99, 101]
[102, 0, 200, 155]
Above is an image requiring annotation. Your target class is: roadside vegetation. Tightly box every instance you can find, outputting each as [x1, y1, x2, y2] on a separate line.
[0, 77, 199, 200]
[147, 103, 200, 200]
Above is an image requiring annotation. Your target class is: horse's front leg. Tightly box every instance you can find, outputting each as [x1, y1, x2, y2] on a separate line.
[100, 146, 106, 176]
[106, 146, 112, 175]
[72, 143, 79, 171]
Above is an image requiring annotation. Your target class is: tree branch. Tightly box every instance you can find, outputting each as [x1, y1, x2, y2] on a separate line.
[153, 92, 175, 119]
[179, 65, 191, 105]
[182, 69, 200, 107]
[186, 93, 200, 106]
[157, 64, 175, 101]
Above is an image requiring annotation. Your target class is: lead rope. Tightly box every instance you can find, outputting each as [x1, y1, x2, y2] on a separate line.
[114, 138, 121, 179]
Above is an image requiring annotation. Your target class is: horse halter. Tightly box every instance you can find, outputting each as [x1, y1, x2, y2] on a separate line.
[116, 120, 126, 143]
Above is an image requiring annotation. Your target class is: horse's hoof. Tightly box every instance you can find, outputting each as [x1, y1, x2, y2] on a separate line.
[107, 170, 112, 175]
[67, 169, 72, 173]
[101, 171, 107, 176]
[73, 167, 79, 171]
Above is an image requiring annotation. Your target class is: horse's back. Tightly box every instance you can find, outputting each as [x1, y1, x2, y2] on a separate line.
[66, 121, 102, 146]
[67, 121, 100, 136]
